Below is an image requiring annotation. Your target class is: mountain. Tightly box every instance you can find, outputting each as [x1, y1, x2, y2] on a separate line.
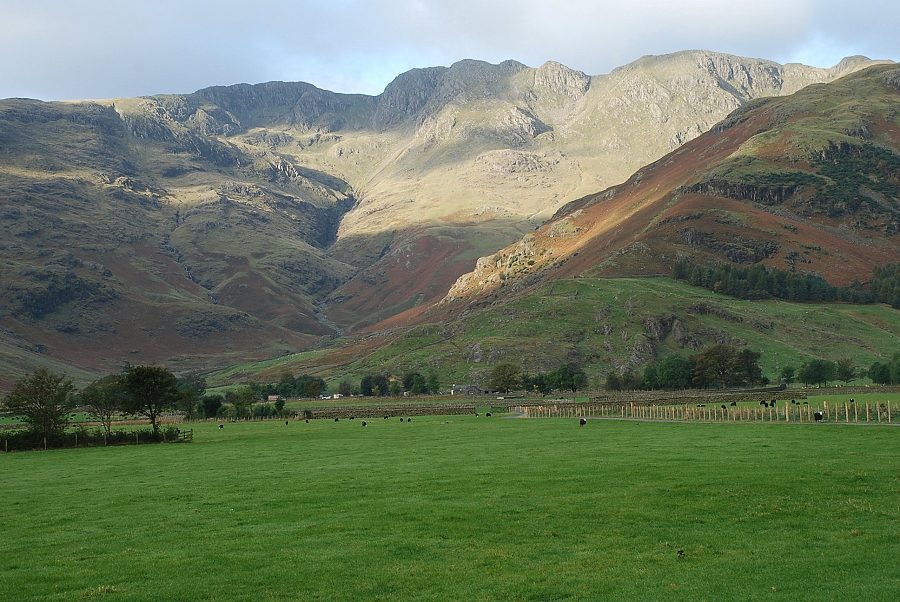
[217, 64, 900, 387]
[444, 64, 900, 302]
[0, 51, 892, 387]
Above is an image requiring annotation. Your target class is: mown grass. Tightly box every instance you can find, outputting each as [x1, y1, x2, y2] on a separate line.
[1, 418, 897, 601]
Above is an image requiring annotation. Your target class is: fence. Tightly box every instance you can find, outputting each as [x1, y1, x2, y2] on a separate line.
[511, 400, 894, 424]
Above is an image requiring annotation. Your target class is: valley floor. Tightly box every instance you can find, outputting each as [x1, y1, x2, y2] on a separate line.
[2, 417, 897, 600]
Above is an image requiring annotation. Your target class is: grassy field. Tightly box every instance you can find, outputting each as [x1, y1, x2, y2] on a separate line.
[2, 417, 898, 601]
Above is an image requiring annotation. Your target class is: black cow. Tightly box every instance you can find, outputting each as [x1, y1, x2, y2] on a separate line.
[362, 421, 368, 427]
[579, 418, 587, 426]
[814, 411, 824, 422]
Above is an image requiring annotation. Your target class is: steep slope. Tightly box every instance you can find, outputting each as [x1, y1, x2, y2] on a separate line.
[0, 52, 891, 384]
[446, 64, 900, 303]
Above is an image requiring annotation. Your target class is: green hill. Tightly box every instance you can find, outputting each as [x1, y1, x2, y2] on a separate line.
[207, 277, 899, 388]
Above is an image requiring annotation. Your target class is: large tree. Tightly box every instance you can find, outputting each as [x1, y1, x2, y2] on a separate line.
[798, 359, 837, 387]
[692, 344, 762, 388]
[835, 358, 856, 384]
[555, 364, 588, 393]
[490, 363, 520, 394]
[80, 374, 126, 436]
[3, 369, 76, 442]
[122, 366, 180, 434]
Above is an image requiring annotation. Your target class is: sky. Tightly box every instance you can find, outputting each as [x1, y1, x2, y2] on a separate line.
[1, 0, 897, 101]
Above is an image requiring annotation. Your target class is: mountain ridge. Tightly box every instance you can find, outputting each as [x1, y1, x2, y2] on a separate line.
[0, 51, 894, 387]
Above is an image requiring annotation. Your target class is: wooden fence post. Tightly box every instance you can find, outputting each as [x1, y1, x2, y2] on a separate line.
[889, 401, 892, 424]
[866, 402, 870, 423]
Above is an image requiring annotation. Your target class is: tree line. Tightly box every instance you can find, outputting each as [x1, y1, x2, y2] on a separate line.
[1, 366, 201, 448]
[672, 259, 900, 305]
[605, 344, 764, 390]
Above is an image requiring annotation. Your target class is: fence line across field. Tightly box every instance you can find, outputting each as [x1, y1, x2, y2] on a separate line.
[511, 400, 893, 424]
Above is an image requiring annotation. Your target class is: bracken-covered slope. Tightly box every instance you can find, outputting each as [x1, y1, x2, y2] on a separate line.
[0, 52, 890, 386]
[445, 64, 900, 303]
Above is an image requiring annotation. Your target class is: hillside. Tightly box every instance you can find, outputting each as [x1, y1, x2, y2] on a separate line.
[205, 277, 900, 388]
[445, 64, 900, 302]
[0, 52, 891, 386]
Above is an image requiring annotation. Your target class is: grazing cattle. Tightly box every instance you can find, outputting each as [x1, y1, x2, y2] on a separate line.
[721, 404, 727, 410]
[475, 413, 479, 417]
[218, 424, 224, 430]
[350, 416, 355, 420]
[486, 412, 492, 417]
[400, 418, 404, 422]
[814, 411, 823, 422]
[791, 400, 797, 405]
[761, 401, 769, 408]
[850, 398, 855, 404]
[771, 400, 777, 406]
[803, 401, 809, 405]
[362, 421, 368, 427]
[384, 416, 389, 420]
[730, 401, 737, 406]
[334, 418, 339, 422]
[285, 421, 289, 426]
[579, 418, 587, 427]
[305, 419, 309, 423]
[407, 418, 412, 423]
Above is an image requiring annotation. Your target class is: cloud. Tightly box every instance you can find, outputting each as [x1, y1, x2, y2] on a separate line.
[0, 0, 896, 100]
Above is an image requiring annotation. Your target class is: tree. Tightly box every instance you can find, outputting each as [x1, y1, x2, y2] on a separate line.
[388, 381, 402, 397]
[692, 344, 762, 388]
[360, 375, 374, 396]
[372, 375, 390, 396]
[780, 365, 796, 385]
[555, 364, 588, 393]
[175, 373, 206, 420]
[835, 358, 855, 384]
[224, 386, 254, 419]
[338, 380, 353, 396]
[605, 372, 622, 391]
[122, 366, 180, 434]
[490, 363, 520, 394]
[3, 369, 76, 442]
[200, 394, 224, 418]
[868, 352, 900, 384]
[656, 355, 694, 390]
[642, 364, 659, 390]
[276, 372, 296, 397]
[798, 359, 837, 387]
[426, 373, 440, 395]
[80, 374, 125, 436]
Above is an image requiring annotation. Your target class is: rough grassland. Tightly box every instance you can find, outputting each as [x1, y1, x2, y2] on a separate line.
[210, 277, 900, 389]
[2, 418, 897, 601]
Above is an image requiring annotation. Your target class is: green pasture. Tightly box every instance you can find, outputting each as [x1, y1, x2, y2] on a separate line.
[2, 417, 898, 601]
